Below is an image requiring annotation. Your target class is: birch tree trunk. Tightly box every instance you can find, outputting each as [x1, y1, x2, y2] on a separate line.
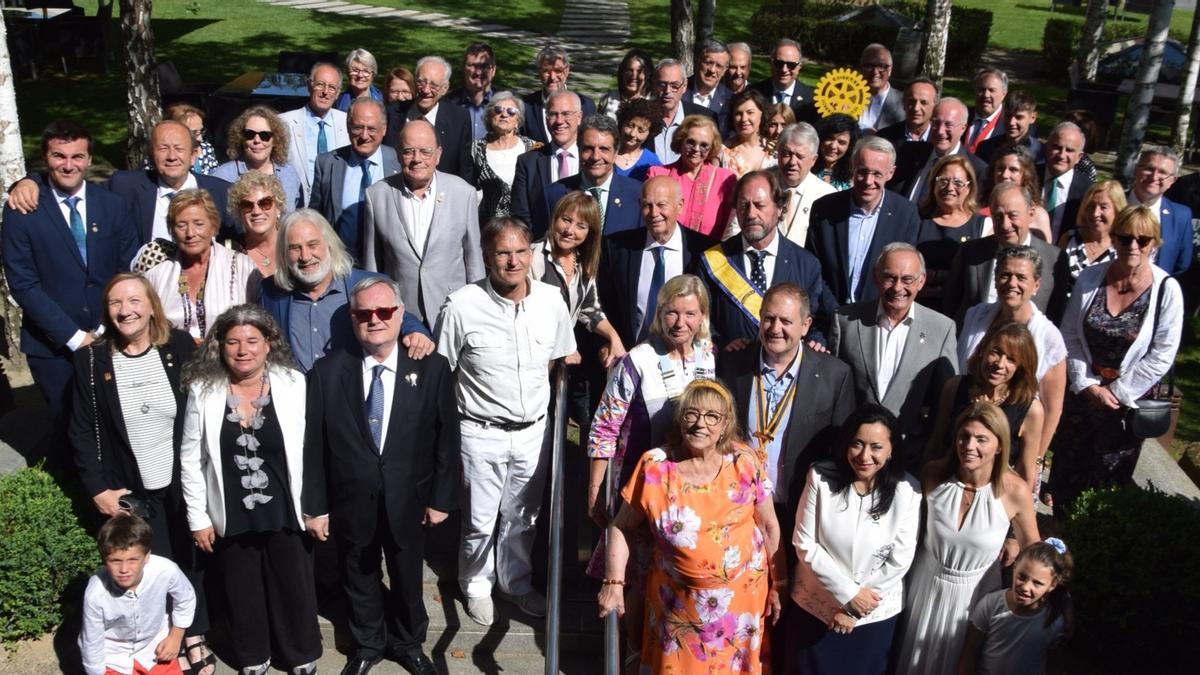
[671, 0, 695, 76]
[0, 15, 27, 360]
[921, 0, 952, 87]
[120, 0, 161, 169]
[1078, 0, 1110, 83]
[1171, 8, 1200, 155]
[1115, 0, 1176, 185]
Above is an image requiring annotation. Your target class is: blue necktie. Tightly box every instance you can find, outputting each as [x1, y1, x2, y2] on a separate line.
[749, 250, 767, 294]
[359, 158, 373, 204]
[365, 364, 385, 450]
[317, 121, 329, 155]
[65, 196, 86, 263]
[639, 245, 666, 341]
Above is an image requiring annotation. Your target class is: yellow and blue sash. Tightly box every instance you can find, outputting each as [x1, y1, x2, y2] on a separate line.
[701, 245, 762, 326]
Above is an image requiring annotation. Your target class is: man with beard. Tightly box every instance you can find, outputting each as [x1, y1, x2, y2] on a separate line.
[829, 243, 958, 468]
[260, 209, 431, 373]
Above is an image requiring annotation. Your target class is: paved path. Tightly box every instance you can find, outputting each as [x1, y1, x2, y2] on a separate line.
[257, 0, 630, 96]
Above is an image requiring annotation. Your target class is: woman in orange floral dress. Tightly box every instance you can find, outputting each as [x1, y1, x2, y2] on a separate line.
[599, 380, 786, 673]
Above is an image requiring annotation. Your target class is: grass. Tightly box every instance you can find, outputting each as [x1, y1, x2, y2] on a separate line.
[1172, 318, 1200, 453]
[955, 0, 1195, 53]
[351, 0, 566, 35]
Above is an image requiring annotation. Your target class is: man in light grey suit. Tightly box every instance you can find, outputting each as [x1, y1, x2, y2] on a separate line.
[830, 243, 958, 469]
[857, 44, 904, 132]
[364, 119, 485, 327]
[308, 98, 400, 262]
[280, 62, 351, 204]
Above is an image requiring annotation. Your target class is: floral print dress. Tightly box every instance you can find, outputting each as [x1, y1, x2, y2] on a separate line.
[622, 446, 774, 673]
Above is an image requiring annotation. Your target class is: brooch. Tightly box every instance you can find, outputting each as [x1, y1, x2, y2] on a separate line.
[103, 372, 113, 381]
[614, 198, 622, 207]
[405, 373, 419, 387]
[919, 332, 926, 344]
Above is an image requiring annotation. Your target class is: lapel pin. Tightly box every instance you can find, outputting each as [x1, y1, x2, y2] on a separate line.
[919, 332, 926, 344]
[614, 198, 622, 207]
[103, 372, 112, 381]
[436, 193, 445, 204]
[91, 224, 99, 232]
[405, 373, 418, 387]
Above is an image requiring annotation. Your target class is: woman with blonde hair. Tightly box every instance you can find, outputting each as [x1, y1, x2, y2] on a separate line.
[1053, 180, 1126, 315]
[646, 115, 737, 238]
[213, 105, 302, 210]
[227, 172, 287, 279]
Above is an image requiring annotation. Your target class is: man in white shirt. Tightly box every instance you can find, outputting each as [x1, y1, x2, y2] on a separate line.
[751, 39, 816, 123]
[965, 68, 1008, 154]
[686, 40, 734, 132]
[652, 59, 690, 163]
[1127, 145, 1193, 275]
[857, 44, 904, 132]
[435, 218, 575, 627]
[280, 63, 350, 203]
[1040, 121, 1092, 241]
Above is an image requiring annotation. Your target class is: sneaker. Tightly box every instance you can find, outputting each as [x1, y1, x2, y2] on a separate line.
[501, 590, 547, 618]
[465, 596, 494, 626]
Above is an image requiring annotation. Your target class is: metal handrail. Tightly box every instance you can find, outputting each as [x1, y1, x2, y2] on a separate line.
[544, 364, 568, 675]
[603, 454, 620, 675]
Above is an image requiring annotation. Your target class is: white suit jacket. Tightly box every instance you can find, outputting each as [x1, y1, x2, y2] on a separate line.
[280, 105, 350, 203]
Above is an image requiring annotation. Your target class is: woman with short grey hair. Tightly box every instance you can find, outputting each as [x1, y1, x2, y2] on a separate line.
[335, 47, 382, 111]
[471, 90, 539, 223]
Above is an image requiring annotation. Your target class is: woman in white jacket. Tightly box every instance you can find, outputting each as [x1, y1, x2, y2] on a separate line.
[179, 304, 320, 675]
[788, 404, 922, 674]
[1048, 205, 1184, 511]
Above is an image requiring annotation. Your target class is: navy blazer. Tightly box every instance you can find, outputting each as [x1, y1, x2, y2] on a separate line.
[597, 225, 715, 348]
[386, 100, 475, 183]
[685, 78, 734, 135]
[105, 170, 234, 243]
[520, 90, 597, 146]
[1148, 195, 1192, 276]
[511, 144, 556, 229]
[1, 183, 140, 358]
[751, 79, 818, 124]
[876, 121, 921, 150]
[539, 173, 644, 239]
[307, 145, 402, 260]
[259, 268, 428, 372]
[695, 235, 837, 348]
[887, 142, 988, 200]
[807, 189, 921, 304]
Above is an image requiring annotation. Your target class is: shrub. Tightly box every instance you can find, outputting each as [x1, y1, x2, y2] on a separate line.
[1060, 485, 1200, 671]
[0, 467, 98, 642]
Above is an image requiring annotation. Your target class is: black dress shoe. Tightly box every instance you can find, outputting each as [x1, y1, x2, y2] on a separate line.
[340, 655, 382, 675]
[395, 649, 437, 675]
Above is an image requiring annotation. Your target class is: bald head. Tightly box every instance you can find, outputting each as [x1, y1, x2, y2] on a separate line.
[641, 176, 684, 243]
[930, 97, 968, 155]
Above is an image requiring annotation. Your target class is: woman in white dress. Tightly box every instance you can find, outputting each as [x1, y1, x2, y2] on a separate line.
[895, 402, 1040, 675]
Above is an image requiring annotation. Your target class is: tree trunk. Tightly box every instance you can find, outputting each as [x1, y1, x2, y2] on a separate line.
[1171, 8, 1200, 155]
[1078, 0, 1110, 82]
[1115, 0, 1176, 185]
[0, 16, 27, 360]
[119, 0, 161, 170]
[921, 0, 952, 87]
[671, 0, 695, 76]
[697, 0, 715, 46]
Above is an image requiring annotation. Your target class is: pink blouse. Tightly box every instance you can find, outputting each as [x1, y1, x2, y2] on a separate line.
[646, 161, 737, 239]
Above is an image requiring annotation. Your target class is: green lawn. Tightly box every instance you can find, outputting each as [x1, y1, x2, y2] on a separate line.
[1173, 318, 1200, 452]
[956, 0, 1194, 53]
[352, 0, 566, 35]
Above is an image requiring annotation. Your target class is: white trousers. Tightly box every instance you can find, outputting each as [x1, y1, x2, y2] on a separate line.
[458, 418, 549, 599]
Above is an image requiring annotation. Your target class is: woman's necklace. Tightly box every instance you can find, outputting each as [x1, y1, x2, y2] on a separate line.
[178, 256, 211, 336]
[226, 373, 273, 510]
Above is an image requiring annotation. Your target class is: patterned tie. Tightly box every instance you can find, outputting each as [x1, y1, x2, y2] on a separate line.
[317, 120, 329, 155]
[639, 245, 666, 340]
[365, 364, 385, 450]
[65, 196, 87, 263]
[749, 249, 767, 294]
[588, 186, 606, 222]
[557, 149, 571, 180]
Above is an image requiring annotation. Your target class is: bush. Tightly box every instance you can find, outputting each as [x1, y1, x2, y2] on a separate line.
[1042, 18, 1154, 83]
[1060, 486, 1200, 671]
[0, 467, 98, 642]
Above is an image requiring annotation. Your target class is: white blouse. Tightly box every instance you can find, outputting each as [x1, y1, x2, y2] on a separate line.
[791, 462, 922, 625]
[144, 242, 261, 340]
[958, 302, 1067, 381]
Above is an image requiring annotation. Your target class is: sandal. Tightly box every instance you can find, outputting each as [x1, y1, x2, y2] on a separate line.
[184, 637, 218, 675]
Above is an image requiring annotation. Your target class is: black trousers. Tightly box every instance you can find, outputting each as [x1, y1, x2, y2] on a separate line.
[142, 487, 210, 635]
[337, 502, 428, 659]
[214, 529, 321, 668]
[27, 354, 74, 470]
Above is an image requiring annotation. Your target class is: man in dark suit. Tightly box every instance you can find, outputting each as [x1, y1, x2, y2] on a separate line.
[1038, 121, 1093, 242]
[964, 68, 1008, 154]
[976, 89, 1043, 165]
[1129, 145, 1193, 275]
[1, 120, 140, 450]
[725, 42, 753, 95]
[538, 114, 642, 238]
[448, 42, 498, 142]
[520, 45, 596, 146]
[304, 276, 458, 675]
[511, 91, 581, 228]
[876, 77, 939, 150]
[751, 39, 817, 124]
[385, 56, 473, 183]
[597, 176, 713, 348]
[309, 99, 401, 262]
[686, 39, 735, 135]
[888, 97, 987, 203]
[857, 44, 905, 133]
[944, 181, 1066, 326]
[696, 170, 836, 348]
[650, 59, 718, 164]
[808, 136, 921, 305]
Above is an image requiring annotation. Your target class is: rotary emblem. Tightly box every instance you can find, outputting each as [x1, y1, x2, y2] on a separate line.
[813, 68, 871, 119]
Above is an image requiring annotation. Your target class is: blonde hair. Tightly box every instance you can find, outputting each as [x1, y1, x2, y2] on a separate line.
[666, 379, 744, 453]
[1112, 205, 1162, 249]
[549, 191, 602, 280]
[649, 274, 711, 341]
[227, 171, 288, 220]
[100, 273, 172, 348]
[670, 115, 723, 164]
[1076, 180, 1128, 229]
[166, 189, 220, 243]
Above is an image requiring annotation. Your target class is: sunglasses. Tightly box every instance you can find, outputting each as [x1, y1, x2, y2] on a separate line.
[351, 306, 399, 322]
[242, 129, 274, 142]
[1114, 234, 1154, 248]
[238, 196, 276, 212]
[491, 105, 519, 117]
[772, 59, 801, 70]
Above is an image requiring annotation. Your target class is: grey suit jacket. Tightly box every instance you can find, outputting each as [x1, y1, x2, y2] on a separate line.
[942, 235, 1068, 328]
[363, 171, 485, 326]
[829, 300, 958, 445]
[280, 105, 350, 204]
[308, 145, 403, 228]
[873, 87, 905, 131]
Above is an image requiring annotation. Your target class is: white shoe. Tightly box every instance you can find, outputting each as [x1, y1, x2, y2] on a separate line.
[465, 596, 494, 626]
[501, 590, 547, 618]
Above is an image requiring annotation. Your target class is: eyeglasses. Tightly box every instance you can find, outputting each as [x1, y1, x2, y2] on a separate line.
[242, 129, 274, 142]
[879, 273, 920, 286]
[310, 81, 341, 93]
[238, 196, 276, 212]
[681, 409, 725, 426]
[491, 105, 520, 117]
[684, 138, 712, 152]
[349, 125, 381, 135]
[934, 177, 970, 189]
[1114, 234, 1154, 248]
[351, 306, 399, 322]
[656, 80, 685, 91]
[772, 59, 801, 71]
[349, 68, 374, 77]
[400, 147, 437, 158]
[415, 78, 444, 90]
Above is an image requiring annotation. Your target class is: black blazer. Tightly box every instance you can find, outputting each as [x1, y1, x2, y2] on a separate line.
[806, 189, 922, 304]
[942, 234, 1068, 327]
[511, 143, 556, 230]
[1036, 162, 1094, 239]
[386, 99, 475, 184]
[876, 121, 919, 150]
[597, 225, 715, 348]
[976, 133, 1044, 166]
[718, 342, 854, 515]
[68, 330, 196, 499]
[751, 79, 818, 124]
[105, 169, 236, 243]
[520, 90, 597, 146]
[887, 142, 988, 200]
[303, 347, 460, 548]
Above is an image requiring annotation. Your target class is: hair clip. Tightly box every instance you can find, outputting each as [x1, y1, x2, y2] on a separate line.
[1044, 537, 1068, 554]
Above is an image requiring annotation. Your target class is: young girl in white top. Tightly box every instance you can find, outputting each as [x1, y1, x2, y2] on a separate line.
[957, 538, 1073, 675]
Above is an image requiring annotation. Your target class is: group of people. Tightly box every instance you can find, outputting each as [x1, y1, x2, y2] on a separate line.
[0, 28, 1192, 675]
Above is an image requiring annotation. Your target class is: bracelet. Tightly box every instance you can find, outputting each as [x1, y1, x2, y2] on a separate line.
[601, 578, 626, 586]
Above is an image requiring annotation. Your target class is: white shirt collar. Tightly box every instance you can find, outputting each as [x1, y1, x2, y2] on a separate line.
[400, 172, 438, 200]
[50, 181, 85, 201]
[645, 223, 683, 251]
[1130, 190, 1163, 214]
[742, 231, 781, 257]
[363, 344, 400, 374]
[775, 81, 796, 97]
[935, 141, 962, 159]
[582, 171, 614, 192]
[876, 300, 916, 329]
[554, 141, 578, 156]
[305, 105, 335, 124]
[977, 107, 1003, 125]
[1048, 166, 1075, 188]
[665, 104, 685, 128]
[157, 173, 197, 197]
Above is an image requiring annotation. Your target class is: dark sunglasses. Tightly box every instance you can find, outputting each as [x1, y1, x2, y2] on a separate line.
[491, 105, 519, 117]
[1114, 234, 1154, 248]
[772, 59, 801, 70]
[242, 129, 274, 142]
[238, 196, 276, 212]
[351, 306, 399, 322]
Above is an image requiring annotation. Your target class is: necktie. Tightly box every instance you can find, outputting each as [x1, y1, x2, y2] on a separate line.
[1046, 176, 1060, 213]
[749, 249, 767, 294]
[365, 364, 385, 450]
[317, 121, 329, 155]
[639, 245, 666, 340]
[588, 186, 606, 222]
[776, 91, 786, 104]
[65, 196, 86, 263]
[970, 118, 985, 146]
[557, 149, 571, 180]
[359, 158, 373, 204]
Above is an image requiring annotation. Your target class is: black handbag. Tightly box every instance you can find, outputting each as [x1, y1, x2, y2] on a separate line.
[1121, 276, 1175, 439]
